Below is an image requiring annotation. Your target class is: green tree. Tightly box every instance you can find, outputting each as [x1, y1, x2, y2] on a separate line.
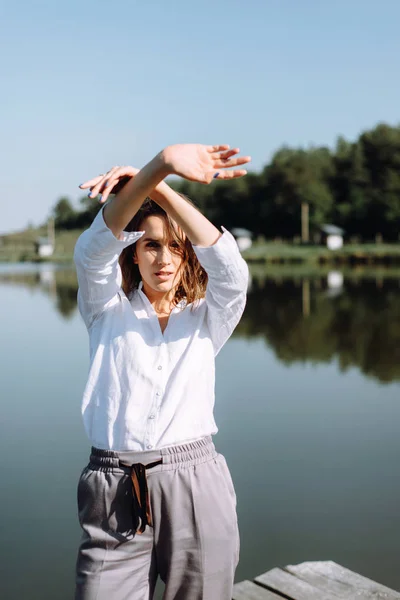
[360, 123, 400, 239]
[266, 147, 334, 240]
[49, 123, 400, 240]
[53, 197, 76, 229]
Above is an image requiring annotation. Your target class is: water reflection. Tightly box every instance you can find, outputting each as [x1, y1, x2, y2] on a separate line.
[1, 264, 400, 383]
[0, 264, 78, 319]
[239, 272, 400, 384]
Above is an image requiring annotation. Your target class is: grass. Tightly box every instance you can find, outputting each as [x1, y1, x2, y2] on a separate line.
[1, 226, 400, 267]
[242, 241, 400, 265]
[0, 228, 84, 263]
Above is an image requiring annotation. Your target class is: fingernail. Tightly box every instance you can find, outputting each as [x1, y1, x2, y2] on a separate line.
[213, 172, 220, 179]
[87, 191, 92, 197]
[99, 194, 103, 202]
[104, 180, 109, 187]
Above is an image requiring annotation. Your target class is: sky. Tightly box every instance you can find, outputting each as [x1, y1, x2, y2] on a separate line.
[2, 0, 400, 233]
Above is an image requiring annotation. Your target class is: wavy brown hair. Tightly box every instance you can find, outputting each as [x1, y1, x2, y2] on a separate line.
[119, 196, 208, 309]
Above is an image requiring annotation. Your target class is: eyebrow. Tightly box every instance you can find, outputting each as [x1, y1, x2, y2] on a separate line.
[142, 236, 179, 243]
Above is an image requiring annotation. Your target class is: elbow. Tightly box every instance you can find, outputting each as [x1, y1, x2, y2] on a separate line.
[73, 230, 92, 269]
[73, 235, 83, 267]
[242, 259, 250, 289]
[234, 259, 250, 293]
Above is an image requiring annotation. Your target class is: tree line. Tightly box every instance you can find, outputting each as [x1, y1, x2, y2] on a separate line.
[53, 122, 400, 242]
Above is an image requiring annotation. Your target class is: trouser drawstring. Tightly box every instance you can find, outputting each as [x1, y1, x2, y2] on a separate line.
[120, 459, 163, 534]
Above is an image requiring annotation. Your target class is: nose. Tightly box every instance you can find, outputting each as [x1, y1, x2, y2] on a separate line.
[157, 245, 172, 266]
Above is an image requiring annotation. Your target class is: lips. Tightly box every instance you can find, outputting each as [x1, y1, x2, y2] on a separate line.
[154, 271, 174, 280]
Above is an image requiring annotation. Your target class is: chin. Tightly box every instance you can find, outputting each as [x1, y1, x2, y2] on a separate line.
[151, 279, 174, 289]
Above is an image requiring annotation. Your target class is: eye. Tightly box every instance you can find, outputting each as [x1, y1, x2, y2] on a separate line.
[146, 241, 159, 247]
[171, 242, 180, 248]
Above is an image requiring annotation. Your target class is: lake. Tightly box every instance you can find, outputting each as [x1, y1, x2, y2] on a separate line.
[1, 263, 399, 599]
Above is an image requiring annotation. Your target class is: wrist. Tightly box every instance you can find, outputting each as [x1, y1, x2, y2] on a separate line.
[150, 180, 169, 204]
[146, 150, 172, 180]
[159, 146, 177, 175]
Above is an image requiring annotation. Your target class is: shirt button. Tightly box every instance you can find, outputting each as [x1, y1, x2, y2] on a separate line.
[156, 392, 161, 396]
[157, 365, 162, 370]
[149, 414, 155, 419]
[147, 444, 153, 449]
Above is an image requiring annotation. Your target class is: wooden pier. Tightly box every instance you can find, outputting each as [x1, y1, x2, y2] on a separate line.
[232, 560, 400, 599]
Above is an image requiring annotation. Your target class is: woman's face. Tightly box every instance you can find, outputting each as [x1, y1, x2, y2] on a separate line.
[133, 215, 184, 299]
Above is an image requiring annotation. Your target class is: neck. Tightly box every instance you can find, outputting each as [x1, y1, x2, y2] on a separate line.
[141, 281, 175, 314]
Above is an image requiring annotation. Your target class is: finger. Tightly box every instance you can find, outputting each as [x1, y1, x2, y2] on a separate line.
[99, 172, 135, 203]
[214, 155, 251, 169]
[220, 148, 240, 159]
[98, 180, 114, 203]
[99, 176, 121, 203]
[79, 175, 103, 189]
[215, 169, 248, 180]
[99, 190, 110, 203]
[80, 167, 120, 191]
[89, 166, 121, 198]
[90, 167, 121, 197]
[207, 144, 230, 152]
[210, 147, 239, 160]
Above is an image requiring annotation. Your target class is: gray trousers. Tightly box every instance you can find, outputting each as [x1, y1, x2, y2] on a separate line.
[75, 436, 240, 600]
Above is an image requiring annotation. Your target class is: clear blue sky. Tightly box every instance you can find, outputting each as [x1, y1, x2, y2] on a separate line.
[2, 0, 400, 233]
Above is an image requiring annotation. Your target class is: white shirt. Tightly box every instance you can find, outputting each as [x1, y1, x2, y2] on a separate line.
[74, 206, 249, 451]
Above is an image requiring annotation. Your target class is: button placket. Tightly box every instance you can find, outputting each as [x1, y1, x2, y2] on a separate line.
[145, 406, 156, 447]
[145, 348, 165, 449]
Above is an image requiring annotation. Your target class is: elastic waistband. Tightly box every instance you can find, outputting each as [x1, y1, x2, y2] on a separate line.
[89, 436, 217, 472]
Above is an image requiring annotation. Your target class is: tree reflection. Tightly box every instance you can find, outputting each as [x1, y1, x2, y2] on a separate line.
[1, 267, 400, 383]
[55, 279, 79, 318]
[0, 268, 78, 319]
[238, 275, 400, 383]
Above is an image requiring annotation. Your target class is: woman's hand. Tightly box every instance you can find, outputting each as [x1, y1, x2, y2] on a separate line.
[162, 144, 251, 184]
[79, 166, 139, 203]
[78, 145, 251, 202]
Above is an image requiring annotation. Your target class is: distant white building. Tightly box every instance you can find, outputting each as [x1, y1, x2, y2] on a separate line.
[231, 227, 253, 252]
[321, 224, 344, 250]
[35, 218, 55, 258]
[35, 237, 54, 257]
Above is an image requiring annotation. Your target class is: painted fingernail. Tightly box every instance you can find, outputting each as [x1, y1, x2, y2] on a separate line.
[99, 194, 103, 202]
[87, 191, 92, 197]
[213, 172, 220, 179]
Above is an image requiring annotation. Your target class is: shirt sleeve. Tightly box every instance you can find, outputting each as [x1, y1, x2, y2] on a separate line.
[73, 205, 145, 328]
[192, 226, 249, 356]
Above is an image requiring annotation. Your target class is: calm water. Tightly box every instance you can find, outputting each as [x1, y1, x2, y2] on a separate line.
[1, 263, 400, 599]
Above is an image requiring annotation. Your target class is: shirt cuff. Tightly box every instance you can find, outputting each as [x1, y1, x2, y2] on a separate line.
[84, 205, 145, 256]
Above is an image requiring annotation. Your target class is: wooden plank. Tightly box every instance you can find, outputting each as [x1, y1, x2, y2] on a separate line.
[284, 561, 351, 597]
[232, 579, 285, 600]
[255, 567, 341, 600]
[286, 561, 400, 600]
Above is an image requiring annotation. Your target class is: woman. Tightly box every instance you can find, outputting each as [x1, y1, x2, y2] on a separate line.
[74, 143, 251, 600]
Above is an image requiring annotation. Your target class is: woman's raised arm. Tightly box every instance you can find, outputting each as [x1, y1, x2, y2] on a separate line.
[79, 144, 250, 240]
